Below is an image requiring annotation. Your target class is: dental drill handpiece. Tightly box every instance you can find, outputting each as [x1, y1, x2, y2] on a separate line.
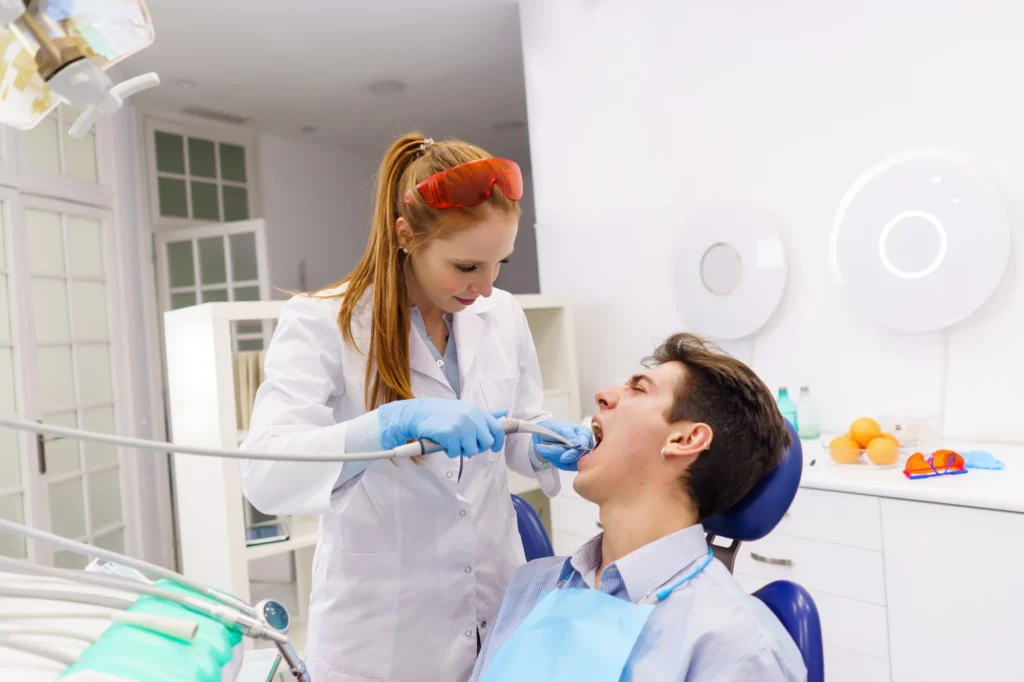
[393, 418, 575, 457]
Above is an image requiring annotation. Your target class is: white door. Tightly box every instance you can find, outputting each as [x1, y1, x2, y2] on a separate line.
[0, 189, 31, 562]
[2, 195, 134, 566]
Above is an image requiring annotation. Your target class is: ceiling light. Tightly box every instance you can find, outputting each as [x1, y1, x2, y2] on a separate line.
[493, 120, 526, 132]
[176, 79, 197, 89]
[302, 126, 316, 134]
[367, 79, 406, 95]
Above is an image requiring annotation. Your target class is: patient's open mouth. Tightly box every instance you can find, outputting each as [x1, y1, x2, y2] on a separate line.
[590, 421, 603, 449]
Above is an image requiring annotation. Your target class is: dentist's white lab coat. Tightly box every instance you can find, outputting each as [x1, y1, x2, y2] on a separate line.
[240, 285, 560, 682]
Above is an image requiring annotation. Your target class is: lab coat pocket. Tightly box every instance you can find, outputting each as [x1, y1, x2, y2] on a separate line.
[481, 373, 520, 461]
[326, 476, 397, 553]
[311, 547, 398, 680]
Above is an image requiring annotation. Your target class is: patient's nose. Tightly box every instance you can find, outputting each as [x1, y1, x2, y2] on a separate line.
[595, 387, 618, 409]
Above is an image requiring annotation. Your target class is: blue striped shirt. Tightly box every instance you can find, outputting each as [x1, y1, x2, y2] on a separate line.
[410, 306, 460, 397]
[471, 525, 807, 682]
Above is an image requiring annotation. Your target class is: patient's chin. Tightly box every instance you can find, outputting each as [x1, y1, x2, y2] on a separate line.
[571, 470, 599, 503]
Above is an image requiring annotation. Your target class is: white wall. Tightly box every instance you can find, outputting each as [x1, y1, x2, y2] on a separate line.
[257, 135, 378, 294]
[495, 170, 541, 294]
[520, 1, 1022, 443]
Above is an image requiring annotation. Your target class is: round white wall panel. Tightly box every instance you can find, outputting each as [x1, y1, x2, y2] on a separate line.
[831, 149, 1011, 332]
[673, 205, 787, 340]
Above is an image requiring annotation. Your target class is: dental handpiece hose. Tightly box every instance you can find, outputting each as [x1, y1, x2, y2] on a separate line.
[0, 416, 569, 463]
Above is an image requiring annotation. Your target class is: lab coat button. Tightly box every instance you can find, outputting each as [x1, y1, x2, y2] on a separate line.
[480, 621, 487, 628]
[465, 630, 473, 638]
[464, 566, 472, 573]
[446, 471, 454, 479]
[437, 359, 445, 368]
[460, 509, 467, 517]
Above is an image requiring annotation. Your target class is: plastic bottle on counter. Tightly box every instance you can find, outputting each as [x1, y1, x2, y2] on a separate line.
[797, 386, 821, 439]
[777, 387, 798, 432]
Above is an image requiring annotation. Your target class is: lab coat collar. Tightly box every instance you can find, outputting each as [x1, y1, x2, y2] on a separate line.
[453, 295, 496, 383]
[347, 285, 497, 393]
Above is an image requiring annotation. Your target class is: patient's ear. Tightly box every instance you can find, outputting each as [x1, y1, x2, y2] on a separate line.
[661, 423, 713, 461]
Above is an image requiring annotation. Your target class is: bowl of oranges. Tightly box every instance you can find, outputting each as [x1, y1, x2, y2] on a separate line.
[824, 417, 913, 468]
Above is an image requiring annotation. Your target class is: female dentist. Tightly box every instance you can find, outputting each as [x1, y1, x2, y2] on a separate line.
[239, 133, 592, 682]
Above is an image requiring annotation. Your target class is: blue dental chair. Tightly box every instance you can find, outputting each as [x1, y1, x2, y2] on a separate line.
[511, 420, 824, 682]
[511, 493, 554, 561]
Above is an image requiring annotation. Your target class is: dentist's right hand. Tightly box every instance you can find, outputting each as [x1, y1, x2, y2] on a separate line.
[378, 398, 507, 458]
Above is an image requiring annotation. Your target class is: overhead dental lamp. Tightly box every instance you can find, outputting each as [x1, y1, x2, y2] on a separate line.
[0, 0, 159, 138]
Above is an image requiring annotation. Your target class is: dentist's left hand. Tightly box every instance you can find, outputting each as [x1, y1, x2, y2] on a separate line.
[533, 419, 594, 471]
[378, 398, 507, 458]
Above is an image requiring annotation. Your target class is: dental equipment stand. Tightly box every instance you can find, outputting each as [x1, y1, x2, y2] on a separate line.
[0, 415, 571, 682]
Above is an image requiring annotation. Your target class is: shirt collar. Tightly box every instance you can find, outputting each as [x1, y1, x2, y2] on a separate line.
[560, 524, 709, 601]
[410, 306, 453, 324]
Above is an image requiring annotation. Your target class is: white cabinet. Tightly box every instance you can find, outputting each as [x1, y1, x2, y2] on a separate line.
[881, 499, 1024, 682]
[733, 488, 891, 681]
[741, 485, 1024, 682]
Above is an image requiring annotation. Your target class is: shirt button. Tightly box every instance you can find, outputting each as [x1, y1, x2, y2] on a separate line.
[465, 566, 472, 573]
[465, 629, 473, 638]
[480, 621, 487, 629]
[446, 472, 454, 479]
[460, 509, 467, 517]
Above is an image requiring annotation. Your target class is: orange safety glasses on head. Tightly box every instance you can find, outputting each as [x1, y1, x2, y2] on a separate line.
[404, 158, 523, 209]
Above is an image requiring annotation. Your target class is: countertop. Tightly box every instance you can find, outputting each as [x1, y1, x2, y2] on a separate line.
[798, 438, 1023, 514]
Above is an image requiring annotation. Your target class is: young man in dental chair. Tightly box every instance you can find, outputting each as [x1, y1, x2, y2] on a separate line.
[471, 333, 807, 682]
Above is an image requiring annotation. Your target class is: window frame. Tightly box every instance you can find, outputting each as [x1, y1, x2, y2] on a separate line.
[13, 107, 115, 209]
[143, 116, 260, 230]
[154, 218, 272, 351]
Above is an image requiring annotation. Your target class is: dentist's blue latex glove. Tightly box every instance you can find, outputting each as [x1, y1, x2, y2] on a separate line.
[533, 419, 594, 471]
[378, 398, 507, 458]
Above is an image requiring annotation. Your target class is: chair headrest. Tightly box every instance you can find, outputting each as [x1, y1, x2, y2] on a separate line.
[703, 419, 802, 542]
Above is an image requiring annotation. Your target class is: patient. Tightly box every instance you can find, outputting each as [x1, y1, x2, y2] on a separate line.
[471, 333, 807, 682]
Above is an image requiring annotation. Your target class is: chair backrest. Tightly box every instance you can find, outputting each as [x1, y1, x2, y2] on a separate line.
[753, 581, 825, 682]
[511, 494, 554, 561]
[703, 420, 823, 681]
[703, 419, 803, 553]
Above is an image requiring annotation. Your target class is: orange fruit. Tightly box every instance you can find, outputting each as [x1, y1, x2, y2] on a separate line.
[829, 435, 862, 464]
[866, 437, 899, 466]
[880, 432, 900, 447]
[850, 417, 882, 448]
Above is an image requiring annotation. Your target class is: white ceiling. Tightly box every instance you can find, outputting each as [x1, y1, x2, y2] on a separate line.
[122, 0, 531, 166]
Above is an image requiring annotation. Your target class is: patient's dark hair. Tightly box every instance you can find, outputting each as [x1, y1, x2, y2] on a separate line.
[644, 333, 791, 521]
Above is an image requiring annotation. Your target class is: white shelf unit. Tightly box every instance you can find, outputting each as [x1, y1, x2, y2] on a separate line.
[163, 295, 581, 650]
